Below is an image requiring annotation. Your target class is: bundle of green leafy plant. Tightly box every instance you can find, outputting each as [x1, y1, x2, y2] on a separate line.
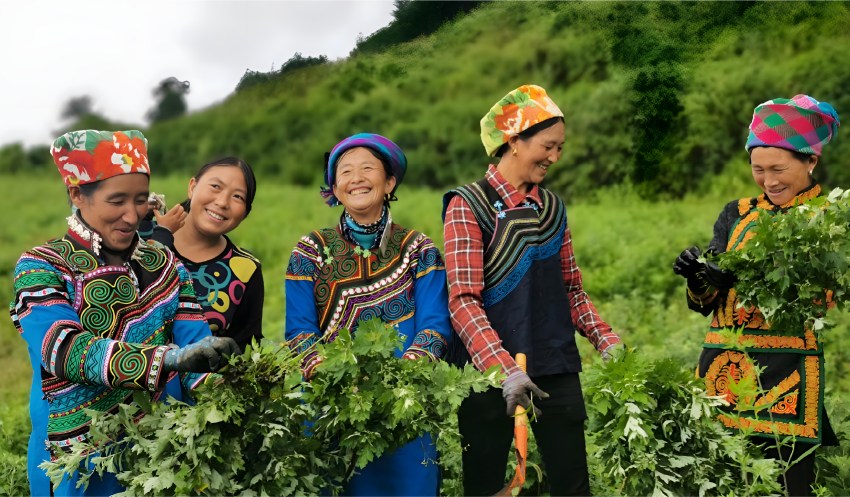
[717, 188, 850, 334]
[41, 319, 498, 496]
[584, 351, 782, 497]
[0, 406, 29, 496]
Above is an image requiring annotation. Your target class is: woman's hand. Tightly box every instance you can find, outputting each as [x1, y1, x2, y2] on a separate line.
[601, 342, 625, 362]
[673, 246, 703, 279]
[502, 370, 549, 418]
[674, 246, 737, 290]
[163, 336, 240, 373]
[700, 259, 737, 290]
[154, 204, 187, 234]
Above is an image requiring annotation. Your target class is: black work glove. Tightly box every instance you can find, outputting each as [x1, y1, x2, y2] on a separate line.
[502, 370, 549, 418]
[673, 246, 703, 279]
[163, 336, 240, 373]
[701, 258, 737, 290]
[673, 246, 737, 290]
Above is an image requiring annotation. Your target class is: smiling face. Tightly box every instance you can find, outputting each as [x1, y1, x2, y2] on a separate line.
[70, 173, 150, 251]
[505, 120, 565, 192]
[750, 147, 816, 205]
[186, 165, 249, 239]
[331, 147, 396, 224]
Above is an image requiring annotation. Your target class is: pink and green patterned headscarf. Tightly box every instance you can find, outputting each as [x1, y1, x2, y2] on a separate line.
[746, 94, 840, 156]
[480, 84, 564, 157]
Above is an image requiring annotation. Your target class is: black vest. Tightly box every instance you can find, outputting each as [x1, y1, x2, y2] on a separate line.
[443, 179, 580, 376]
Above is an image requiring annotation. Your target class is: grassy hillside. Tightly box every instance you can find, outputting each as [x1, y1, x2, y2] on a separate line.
[12, 2, 850, 195]
[4, 2, 850, 198]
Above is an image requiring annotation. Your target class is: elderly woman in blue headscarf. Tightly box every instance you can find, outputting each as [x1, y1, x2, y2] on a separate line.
[285, 133, 452, 496]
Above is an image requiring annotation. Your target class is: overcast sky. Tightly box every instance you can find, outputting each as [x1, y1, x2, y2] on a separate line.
[0, 0, 395, 147]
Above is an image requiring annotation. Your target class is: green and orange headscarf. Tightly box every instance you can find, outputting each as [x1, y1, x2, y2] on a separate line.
[480, 84, 564, 157]
[50, 129, 150, 186]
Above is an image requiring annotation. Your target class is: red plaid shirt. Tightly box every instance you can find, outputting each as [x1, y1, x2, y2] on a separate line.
[444, 165, 621, 378]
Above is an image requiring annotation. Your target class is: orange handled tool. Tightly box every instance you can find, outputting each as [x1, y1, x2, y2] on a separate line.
[495, 353, 529, 496]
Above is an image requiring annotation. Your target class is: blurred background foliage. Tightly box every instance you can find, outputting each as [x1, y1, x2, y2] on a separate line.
[3, 1, 850, 199]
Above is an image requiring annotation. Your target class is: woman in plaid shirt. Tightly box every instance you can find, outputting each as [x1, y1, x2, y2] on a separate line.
[442, 85, 622, 496]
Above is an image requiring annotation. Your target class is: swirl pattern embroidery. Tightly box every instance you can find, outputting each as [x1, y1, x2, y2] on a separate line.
[80, 276, 137, 333]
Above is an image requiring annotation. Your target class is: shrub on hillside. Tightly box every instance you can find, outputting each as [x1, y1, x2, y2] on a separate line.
[0, 405, 29, 496]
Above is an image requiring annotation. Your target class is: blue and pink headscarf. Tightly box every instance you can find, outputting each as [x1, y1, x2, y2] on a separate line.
[320, 133, 407, 207]
[746, 94, 840, 156]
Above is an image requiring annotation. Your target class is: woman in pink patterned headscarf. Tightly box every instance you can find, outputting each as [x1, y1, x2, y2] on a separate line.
[673, 95, 840, 497]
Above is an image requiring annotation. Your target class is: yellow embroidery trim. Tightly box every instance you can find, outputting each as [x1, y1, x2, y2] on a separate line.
[715, 356, 820, 440]
[703, 331, 817, 351]
[754, 371, 800, 408]
[705, 350, 755, 405]
[769, 390, 798, 415]
[727, 211, 760, 252]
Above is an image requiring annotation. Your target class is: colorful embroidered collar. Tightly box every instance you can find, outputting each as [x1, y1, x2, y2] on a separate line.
[755, 182, 821, 211]
[66, 211, 143, 262]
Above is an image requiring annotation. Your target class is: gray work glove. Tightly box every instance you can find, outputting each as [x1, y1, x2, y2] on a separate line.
[601, 342, 622, 361]
[501, 370, 549, 418]
[163, 336, 240, 373]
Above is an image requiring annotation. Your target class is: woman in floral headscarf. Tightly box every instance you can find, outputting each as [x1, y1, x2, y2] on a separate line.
[673, 95, 841, 496]
[285, 133, 452, 496]
[442, 84, 623, 496]
[11, 130, 238, 496]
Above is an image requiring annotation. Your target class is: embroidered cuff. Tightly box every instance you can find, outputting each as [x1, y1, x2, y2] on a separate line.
[147, 345, 171, 391]
[402, 347, 434, 362]
[687, 284, 718, 306]
[302, 352, 323, 379]
[406, 329, 448, 361]
[288, 332, 322, 379]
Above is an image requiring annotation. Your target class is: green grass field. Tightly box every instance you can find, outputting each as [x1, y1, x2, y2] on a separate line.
[2, 172, 849, 494]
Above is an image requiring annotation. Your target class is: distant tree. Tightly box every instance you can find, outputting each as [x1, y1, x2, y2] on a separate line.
[147, 77, 190, 123]
[54, 113, 136, 139]
[55, 94, 139, 138]
[60, 95, 94, 121]
[352, 0, 482, 55]
[0, 143, 28, 173]
[234, 53, 328, 94]
[235, 69, 276, 93]
[279, 52, 328, 75]
[26, 145, 52, 170]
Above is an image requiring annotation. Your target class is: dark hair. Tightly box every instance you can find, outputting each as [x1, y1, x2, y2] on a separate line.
[790, 150, 816, 164]
[181, 157, 257, 216]
[66, 180, 102, 207]
[79, 181, 101, 196]
[747, 146, 823, 181]
[494, 116, 565, 158]
[747, 146, 815, 165]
